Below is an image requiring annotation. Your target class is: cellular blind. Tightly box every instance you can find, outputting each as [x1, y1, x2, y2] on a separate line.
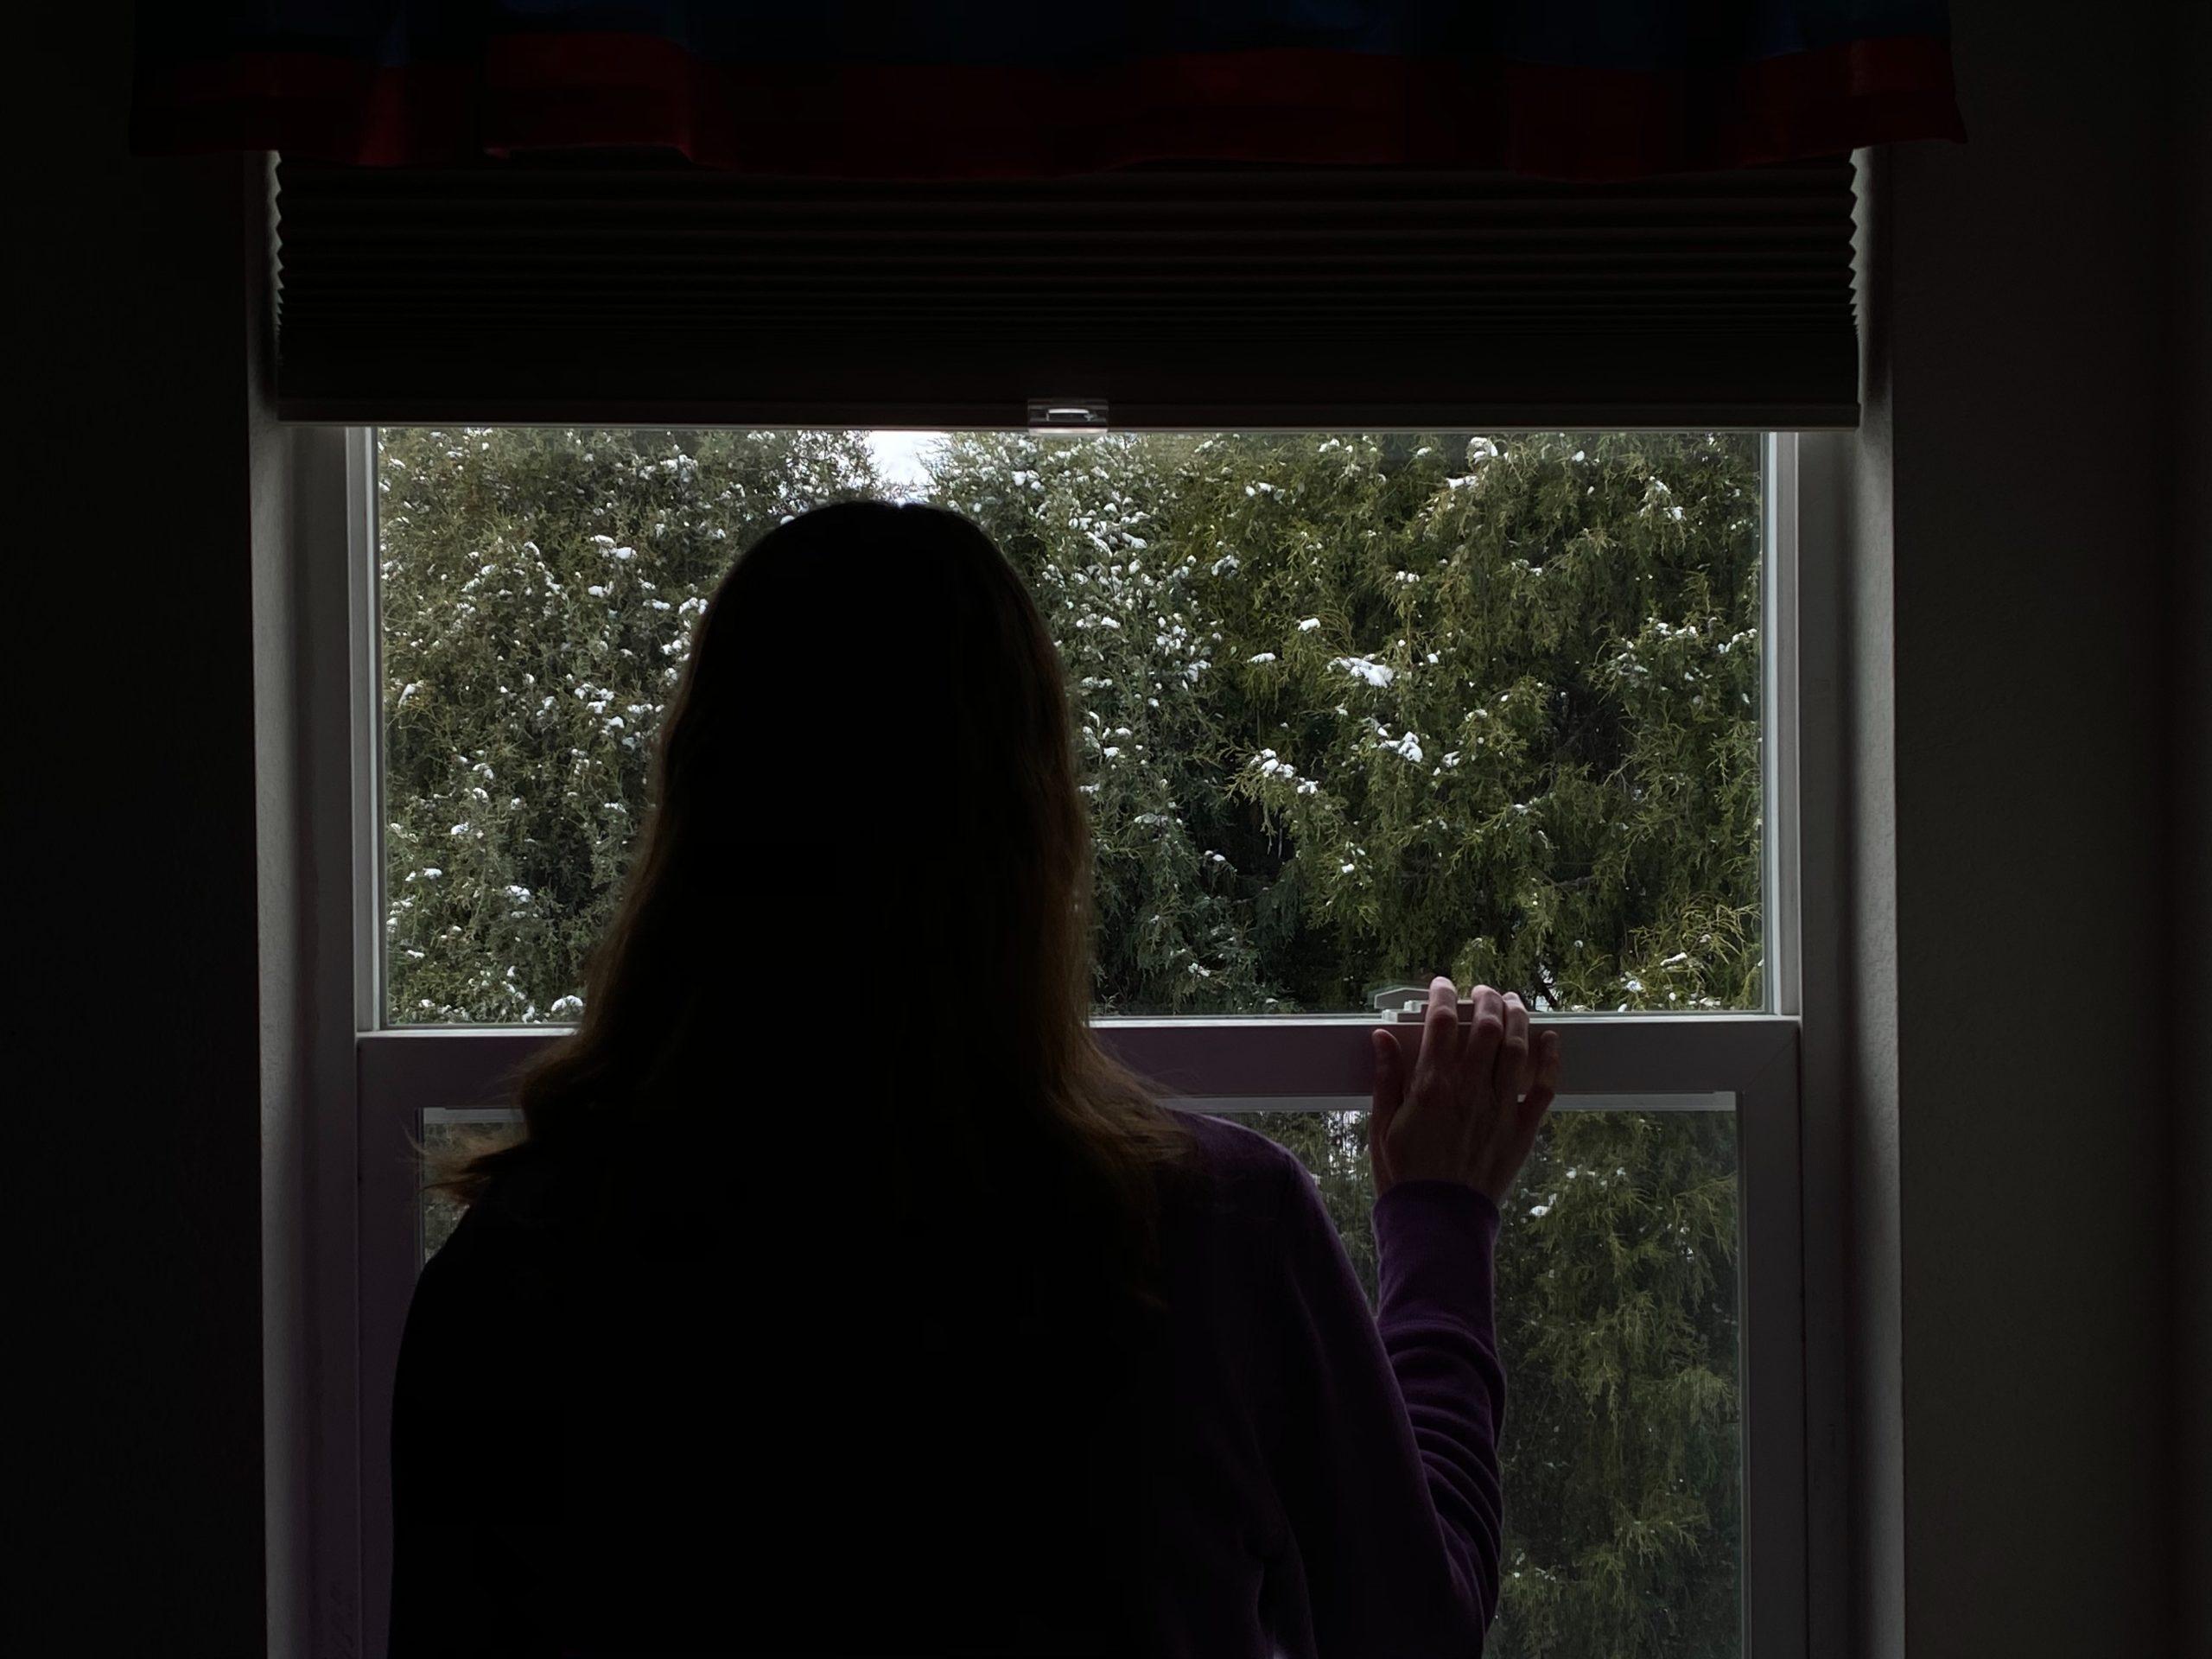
[272, 156, 1861, 429]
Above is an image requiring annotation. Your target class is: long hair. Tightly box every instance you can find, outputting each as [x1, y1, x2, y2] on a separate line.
[422, 500, 1197, 1312]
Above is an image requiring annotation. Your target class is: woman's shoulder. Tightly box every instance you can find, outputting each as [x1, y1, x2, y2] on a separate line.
[416, 1142, 580, 1299]
[468, 1142, 568, 1221]
[1170, 1109, 1313, 1217]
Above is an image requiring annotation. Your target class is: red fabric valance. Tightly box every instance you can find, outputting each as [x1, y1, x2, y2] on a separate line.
[135, 3, 1963, 182]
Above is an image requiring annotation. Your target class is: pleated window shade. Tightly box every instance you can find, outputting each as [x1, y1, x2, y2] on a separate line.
[271, 156, 1860, 429]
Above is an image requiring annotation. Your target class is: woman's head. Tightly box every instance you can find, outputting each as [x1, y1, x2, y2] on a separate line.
[430, 500, 1192, 1301]
[655, 501, 1088, 1026]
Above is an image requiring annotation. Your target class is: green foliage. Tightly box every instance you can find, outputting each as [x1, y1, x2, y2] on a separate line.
[928, 430, 1763, 1016]
[378, 428, 878, 1020]
[1489, 1110, 1740, 1657]
[382, 425, 1755, 1656]
[1242, 1107, 1741, 1658]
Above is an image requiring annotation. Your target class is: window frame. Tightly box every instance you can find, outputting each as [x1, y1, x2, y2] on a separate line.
[296, 426, 1821, 1659]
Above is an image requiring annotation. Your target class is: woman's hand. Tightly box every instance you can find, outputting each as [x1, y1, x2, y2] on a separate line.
[1369, 976, 1560, 1205]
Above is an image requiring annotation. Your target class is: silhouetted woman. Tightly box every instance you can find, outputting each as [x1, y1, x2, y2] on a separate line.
[388, 500, 1560, 1657]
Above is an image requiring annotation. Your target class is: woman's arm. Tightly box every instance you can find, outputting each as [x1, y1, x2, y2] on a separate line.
[1268, 1158, 1507, 1656]
[1268, 976, 1558, 1656]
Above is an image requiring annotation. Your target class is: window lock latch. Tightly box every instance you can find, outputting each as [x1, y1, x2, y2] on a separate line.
[1027, 398, 1109, 434]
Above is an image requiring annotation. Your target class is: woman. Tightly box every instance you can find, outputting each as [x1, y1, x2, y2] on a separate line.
[389, 500, 1561, 1657]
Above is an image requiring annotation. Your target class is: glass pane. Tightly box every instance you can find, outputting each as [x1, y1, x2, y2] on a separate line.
[417, 1114, 486, 1264]
[378, 429, 1764, 1025]
[1228, 1107, 1742, 1659]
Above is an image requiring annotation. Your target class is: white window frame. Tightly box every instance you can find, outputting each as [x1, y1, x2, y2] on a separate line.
[289, 426, 1824, 1659]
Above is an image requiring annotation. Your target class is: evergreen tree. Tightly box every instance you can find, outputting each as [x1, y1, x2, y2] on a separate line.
[930, 430, 1762, 1019]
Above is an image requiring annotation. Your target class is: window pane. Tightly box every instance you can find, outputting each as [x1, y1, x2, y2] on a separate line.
[1228, 1107, 1742, 1659]
[418, 1115, 486, 1263]
[378, 429, 1764, 1024]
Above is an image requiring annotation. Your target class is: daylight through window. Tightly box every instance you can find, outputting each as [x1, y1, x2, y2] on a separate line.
[377, 428, 1765, 1027]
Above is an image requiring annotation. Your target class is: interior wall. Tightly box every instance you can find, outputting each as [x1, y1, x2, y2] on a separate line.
[18, 10, 269, 1653]
[254, 225, 310, 1659]
[2173, 0, 2212, 1649]
[1847, 1, 2186, 1653]
[1835, 143, 1907, 1659]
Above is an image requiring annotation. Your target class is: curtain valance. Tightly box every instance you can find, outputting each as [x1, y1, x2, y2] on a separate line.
[137, 3, 1961, 182]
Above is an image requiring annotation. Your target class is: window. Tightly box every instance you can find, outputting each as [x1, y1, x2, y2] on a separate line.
[324, 428, 1811, 1659]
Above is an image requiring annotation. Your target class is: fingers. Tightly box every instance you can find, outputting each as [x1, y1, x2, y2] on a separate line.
[1369, 1028, 1403, 1194]
[1522, 1028, 1561, 1124]
[1497, 992, 1531, 1100]
[1464, 984, 1506, 1089]
[1414, 975, 1459, 1084]
[1506, 1028, 1563, 1172]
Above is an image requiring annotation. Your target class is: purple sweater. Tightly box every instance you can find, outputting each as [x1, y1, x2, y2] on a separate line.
[390, 1111, 1506, 1656]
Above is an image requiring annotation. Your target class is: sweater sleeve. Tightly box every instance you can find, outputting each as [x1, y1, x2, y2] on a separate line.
[1268, 1164, 1508, 1658]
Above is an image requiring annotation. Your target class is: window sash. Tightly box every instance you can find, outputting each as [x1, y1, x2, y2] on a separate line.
[358, 1016, 1804, 1659]
[308, 428, 1812, 1659]
[355, 429, 1797, 1028]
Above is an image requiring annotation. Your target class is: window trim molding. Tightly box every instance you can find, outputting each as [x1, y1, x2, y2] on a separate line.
[1790, 425, 1853, 1659]
[348, 422, 385, 1037]
[280, 422, 374, 1659]
[290, 424, 1827, 1659]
